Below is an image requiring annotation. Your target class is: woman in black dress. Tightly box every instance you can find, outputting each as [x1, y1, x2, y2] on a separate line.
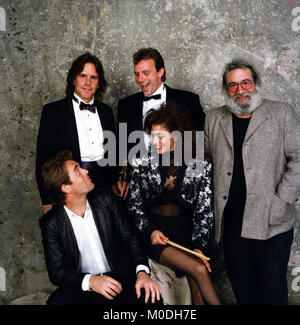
[127, 103, 221, 305]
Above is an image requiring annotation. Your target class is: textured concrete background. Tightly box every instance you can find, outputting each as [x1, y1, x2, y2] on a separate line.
[0, 0, 300, 304]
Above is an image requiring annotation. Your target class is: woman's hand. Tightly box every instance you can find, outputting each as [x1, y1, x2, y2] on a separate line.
[150, 230, 169, 245]
[194, 248, 212, 272]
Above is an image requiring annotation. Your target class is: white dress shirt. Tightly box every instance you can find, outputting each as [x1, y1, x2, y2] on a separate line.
[64, 200, 150, 291]
[143, 83, 166, 150]
[64, 200, 111, 290]
[72, 93, 104, 162]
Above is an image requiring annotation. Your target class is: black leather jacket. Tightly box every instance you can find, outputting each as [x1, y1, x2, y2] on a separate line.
[39, 190, 148, 291]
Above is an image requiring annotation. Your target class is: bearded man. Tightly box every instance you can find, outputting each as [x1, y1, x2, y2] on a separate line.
[204, 59, 300, 305]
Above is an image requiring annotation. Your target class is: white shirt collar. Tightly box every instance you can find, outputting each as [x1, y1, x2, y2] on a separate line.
[64, 199, 91, 219]
[73, 92, 94, 105]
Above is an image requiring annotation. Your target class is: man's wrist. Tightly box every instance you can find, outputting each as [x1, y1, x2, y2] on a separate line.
[82, 274, 93, 291]
[136, 264, 150, 276]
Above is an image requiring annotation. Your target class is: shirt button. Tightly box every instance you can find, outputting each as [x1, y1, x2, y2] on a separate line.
[223, 196, 227, 200]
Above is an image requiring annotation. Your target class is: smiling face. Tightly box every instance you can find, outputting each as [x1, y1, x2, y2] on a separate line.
[134, 59, 164, 96]
[151, 124, 175, 154]
[73, 62, 99, 103]
[62, 160, 95, 197]
[225, 68, 256, 107]
[224, 67, 263, 117]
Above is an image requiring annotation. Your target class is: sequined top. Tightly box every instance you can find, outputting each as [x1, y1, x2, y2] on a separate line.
[127, 152, 213, 251]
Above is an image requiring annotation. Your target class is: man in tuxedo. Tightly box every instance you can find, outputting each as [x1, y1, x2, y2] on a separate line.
[117, 48, 205, 196]
[36, 53, 118, 214]
[39, 150, 163, 305]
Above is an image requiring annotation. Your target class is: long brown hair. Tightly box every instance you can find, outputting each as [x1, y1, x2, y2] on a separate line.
[65, 52, 107, 101]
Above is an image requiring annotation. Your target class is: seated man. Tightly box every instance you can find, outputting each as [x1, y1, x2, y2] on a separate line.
[39, 150, 163, 305]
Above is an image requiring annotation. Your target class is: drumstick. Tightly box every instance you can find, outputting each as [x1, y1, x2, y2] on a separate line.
[164, 239, 210, 261]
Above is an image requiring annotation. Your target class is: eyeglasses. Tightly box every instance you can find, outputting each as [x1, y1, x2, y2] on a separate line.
[227, 79, 253, 92]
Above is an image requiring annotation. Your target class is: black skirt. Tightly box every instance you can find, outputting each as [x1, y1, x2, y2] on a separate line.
[147, 211, 193, 262]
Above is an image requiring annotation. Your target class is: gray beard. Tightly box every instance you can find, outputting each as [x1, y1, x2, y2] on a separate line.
[225, 86, 263, 115]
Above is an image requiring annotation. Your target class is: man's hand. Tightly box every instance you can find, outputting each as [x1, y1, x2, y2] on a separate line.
[135, 272, 163, 304]
[43, 205, 52, 214]
[111, 180, 130, 200]
[117, 180, 130, 199]
[89, 275, 123, 300]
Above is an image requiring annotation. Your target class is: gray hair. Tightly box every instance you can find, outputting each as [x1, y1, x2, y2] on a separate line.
[222, 59, 261, 90]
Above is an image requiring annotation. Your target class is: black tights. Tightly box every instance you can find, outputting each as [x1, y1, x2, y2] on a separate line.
[159, 246, 221, 305]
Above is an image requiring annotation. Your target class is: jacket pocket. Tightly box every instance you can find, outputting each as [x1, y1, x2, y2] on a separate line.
[269, 194, 290, 226]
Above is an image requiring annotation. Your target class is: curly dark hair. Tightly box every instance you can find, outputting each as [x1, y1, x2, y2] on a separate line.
[144, 101, 196, 154]
[222, 59, 261, 90]
[133, 48, 166, 82]
[144, 101, 193, 134]
[65, 52, 108, 101]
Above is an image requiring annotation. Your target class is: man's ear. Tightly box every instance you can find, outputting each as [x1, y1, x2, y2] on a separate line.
[61, 184, 71, 194]
[158, 67, 165, 78]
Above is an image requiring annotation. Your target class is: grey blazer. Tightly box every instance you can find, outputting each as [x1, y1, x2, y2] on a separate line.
[205, 99, 300, 242]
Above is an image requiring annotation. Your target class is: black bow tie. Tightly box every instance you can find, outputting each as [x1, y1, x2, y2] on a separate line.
[143, 94, 161, 101]
[73, 95, 96, 113]
[79, 101, 96, 113]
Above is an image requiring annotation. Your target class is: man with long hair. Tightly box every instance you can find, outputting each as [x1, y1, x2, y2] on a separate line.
[36, 53, 118, 214]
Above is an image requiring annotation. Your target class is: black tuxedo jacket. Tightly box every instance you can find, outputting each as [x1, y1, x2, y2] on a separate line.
[35, 97, 117, 205]
[117, 85, 205, 158]
[39, 190, 149, 291]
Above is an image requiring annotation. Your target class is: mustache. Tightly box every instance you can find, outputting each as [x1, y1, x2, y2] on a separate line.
[225, 87, 262, 115]
[233, 93, 252, 100]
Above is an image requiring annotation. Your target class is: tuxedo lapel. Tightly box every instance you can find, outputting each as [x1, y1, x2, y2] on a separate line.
[63, 98, 81, 162]
[96, 102, 108, 130]
[165, 84, 181, 102]
[165, 84, 173, 101]
[135, 92, 144, 131]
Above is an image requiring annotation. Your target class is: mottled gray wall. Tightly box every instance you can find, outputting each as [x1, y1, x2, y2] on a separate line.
[0, 0, 300, 304]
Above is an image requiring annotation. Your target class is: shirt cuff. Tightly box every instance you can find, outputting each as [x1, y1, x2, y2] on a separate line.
[82, 274, 93, 291]
[136, 264, 150, 276]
